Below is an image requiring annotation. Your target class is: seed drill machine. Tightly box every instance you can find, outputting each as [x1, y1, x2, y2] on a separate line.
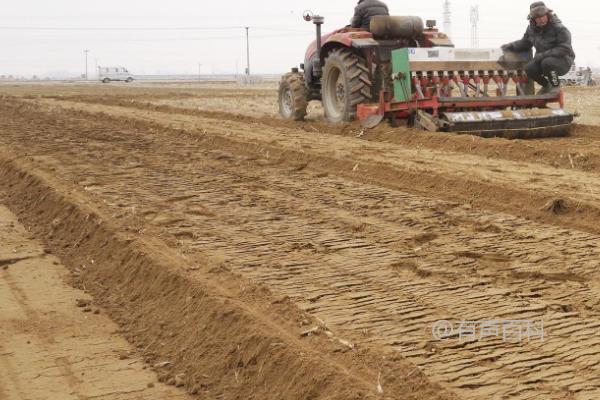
[278, 12, 574, 138]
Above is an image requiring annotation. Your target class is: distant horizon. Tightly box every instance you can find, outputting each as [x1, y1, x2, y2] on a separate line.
[0, 71, 283, 79]
[1, 61, 598, 80]
[0, 72, 285, 81]
[1, 0, 599, 77]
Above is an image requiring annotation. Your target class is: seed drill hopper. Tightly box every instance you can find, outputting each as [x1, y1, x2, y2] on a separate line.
[278, 13, 574, 139]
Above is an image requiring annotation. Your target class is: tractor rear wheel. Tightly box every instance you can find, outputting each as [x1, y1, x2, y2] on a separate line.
[278, 72, 308, 121]
[321, 48, 372, 123]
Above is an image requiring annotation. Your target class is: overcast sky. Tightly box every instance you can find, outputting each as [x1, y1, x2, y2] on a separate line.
[1, 0, 598, 77]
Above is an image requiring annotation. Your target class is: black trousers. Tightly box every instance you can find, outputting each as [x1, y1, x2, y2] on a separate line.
[525, 56, 572, 86]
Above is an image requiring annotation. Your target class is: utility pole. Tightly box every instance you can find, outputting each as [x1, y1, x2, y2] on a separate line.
[84, 49, 90, 80]
[245, 27, 250, 76]
[470, 6, 479, 48]
[198, 63, 202, 81]
[94, 58, 98, 80]
[443, 0, 452, 38]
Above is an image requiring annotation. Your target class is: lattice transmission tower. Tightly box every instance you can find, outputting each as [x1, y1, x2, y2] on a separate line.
[443, 0, 452, 38]
[470, 5, 480, 48]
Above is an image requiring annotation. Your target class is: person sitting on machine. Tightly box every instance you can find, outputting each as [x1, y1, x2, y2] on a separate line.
[351, 0, 389, 30]
[502, 2, 575, 95]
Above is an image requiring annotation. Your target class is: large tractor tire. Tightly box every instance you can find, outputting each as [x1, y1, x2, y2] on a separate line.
[321, 48, 372, 123]
[278, 72, 308, 121]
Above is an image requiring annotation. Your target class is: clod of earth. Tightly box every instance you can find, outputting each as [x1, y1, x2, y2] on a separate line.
[542, 198, 568, 214]
[76, 298, 91, 308]
[175, 373, 186, 387]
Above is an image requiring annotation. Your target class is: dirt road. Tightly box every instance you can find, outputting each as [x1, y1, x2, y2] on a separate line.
[0, 83, 599, 399]
[0, 200, 192, 399]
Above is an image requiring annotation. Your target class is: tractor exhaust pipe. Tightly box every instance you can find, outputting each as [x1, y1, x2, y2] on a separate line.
[304, 12, 325, 77]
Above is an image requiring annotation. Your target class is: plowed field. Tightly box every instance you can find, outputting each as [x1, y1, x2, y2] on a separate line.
[1, 82, 599, 400]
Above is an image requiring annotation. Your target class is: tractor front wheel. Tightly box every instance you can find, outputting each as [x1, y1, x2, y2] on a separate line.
[321, 48, 372, 123]
[278, 72, 308, 121]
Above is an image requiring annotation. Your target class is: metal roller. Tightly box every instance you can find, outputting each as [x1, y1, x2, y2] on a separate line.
[440, 109, 574, 139]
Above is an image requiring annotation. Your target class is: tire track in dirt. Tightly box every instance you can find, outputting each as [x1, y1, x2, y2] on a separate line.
[2, 83, 274, 100]
[1, 99, 599, 398]
[48, 93, 600, 173]
[32, 97, 600, 235]
[0, 146, 456, 398]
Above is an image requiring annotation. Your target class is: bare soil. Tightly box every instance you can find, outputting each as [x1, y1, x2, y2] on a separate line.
[1, 82, 600, 399]
[0, 200, 192, 400]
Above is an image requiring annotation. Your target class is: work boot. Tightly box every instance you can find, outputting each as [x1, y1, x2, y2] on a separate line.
[535, 75, 552, 95]
[546, 85, 561, 95]
[537, 84, 561, 96]
[546, 70, 562, 95]
[537, 85, 551, 95]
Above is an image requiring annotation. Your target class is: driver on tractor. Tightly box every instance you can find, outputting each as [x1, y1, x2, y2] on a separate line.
[351, 0, 389, 30]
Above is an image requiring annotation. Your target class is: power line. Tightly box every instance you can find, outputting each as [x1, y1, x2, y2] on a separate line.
[0, 32, 313, 43]
[0, 26, 241, 31]
[0, 25, 309, 33]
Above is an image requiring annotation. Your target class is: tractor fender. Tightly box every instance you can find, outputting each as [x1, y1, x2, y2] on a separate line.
[319, 31, 379, 59]
[304, 29, 378, 85]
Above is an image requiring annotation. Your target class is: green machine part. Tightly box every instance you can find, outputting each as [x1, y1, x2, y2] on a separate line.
[391, 48, 536, 98]
[391, 48, 412, 102]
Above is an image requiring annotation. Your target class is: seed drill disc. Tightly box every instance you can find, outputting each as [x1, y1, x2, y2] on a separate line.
[361, 114, 385, 129]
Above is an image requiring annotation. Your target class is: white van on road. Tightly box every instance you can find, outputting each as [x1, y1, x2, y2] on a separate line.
[99, 67, 135, 83]
[560, 65, 595, 86]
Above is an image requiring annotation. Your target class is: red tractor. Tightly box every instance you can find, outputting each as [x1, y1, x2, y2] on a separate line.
[278, 13, 452, 123]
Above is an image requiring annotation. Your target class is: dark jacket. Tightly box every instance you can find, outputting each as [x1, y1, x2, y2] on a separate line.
[351, 0, 389, 30]
[507, 14, 575, 64]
